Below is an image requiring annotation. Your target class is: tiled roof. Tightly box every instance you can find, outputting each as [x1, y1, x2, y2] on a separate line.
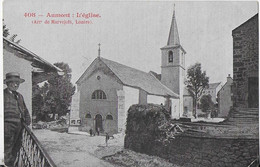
[207, 82, 221, 89]
[100, 58, 179, 98]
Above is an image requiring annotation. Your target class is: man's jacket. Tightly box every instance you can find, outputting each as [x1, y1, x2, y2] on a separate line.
[4, 88, 31, 125]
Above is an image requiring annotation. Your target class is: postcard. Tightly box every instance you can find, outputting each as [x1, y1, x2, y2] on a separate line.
[1, 1, 259, 166]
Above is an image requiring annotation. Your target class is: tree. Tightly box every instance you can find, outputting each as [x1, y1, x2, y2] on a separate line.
[32, 63, 75, 122]
[44, 62, 75, 119]
[3, 24, 10, 37]
[200, 94, 214, 116]
[3, 23, 21, 43]
[186, 63, 209, 118]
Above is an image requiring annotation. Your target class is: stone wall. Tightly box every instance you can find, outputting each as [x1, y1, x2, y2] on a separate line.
[125, 104, 259, 167]
[232, 14, 258, 108]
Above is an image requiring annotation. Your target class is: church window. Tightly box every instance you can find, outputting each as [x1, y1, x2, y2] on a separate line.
[168, 51, 173, 63]
[86, 113, 91, 118]
[92, 90, 107, 99]
[106, 115, 113, 120]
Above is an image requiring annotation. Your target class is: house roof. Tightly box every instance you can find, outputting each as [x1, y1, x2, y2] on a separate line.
[3, 37, 62, 72]
[218, 77, 233, 94]
[207, 82, 221, 89]
[3, 37, 63, 84]
[77, 57, 179, 98]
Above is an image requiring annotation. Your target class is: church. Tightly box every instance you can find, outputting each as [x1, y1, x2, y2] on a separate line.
[70, 9, 192, 134]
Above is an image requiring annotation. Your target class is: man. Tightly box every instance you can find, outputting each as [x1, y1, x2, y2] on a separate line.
[4, 72, 31, 166]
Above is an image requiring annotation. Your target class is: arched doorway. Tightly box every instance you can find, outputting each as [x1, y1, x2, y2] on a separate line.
[95, 114, 103, 132]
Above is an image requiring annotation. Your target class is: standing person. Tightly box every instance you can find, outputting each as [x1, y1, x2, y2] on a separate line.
[105, 133, 109, 147]
[97, 127, 100, 136]
[89, 128, 93, 136]
[4, 72, 31, 166]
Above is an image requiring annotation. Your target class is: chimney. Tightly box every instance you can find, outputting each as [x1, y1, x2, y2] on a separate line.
[227, 74, 233, 83]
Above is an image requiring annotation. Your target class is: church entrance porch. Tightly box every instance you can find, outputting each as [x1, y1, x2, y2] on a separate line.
[95, 114, 103, 133]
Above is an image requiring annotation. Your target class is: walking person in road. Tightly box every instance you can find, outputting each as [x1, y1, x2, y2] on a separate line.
[105, 133, 109, 147]
[4, 72, 31, 166]
[97, 127, 100, 136]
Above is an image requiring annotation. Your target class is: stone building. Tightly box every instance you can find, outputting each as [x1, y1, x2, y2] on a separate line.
[3, 37, 62, 122]
[73, 9, 189, 134]
[217, 74, 233, 118]
[232, 14, 258, 108]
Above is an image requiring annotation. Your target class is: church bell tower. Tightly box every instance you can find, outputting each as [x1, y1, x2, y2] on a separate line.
[161, 7, 186, 118]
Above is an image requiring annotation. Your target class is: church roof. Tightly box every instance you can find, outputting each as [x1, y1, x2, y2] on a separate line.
[76, 57, 179, 98]
[100, 58, 179, 98]
[167, 9, 180, 46]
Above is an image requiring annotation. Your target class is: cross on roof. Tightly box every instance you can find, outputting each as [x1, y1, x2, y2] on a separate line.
[98, 43, 101, 58]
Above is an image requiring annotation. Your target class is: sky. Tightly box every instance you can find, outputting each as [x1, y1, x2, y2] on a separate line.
[2, 0, 258, 86]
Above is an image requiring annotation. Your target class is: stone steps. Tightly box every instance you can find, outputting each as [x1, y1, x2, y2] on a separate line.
[225, 108, 259, 126]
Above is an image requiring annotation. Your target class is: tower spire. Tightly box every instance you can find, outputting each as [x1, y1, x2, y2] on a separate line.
[98, 43, 101, 58]
[167, 4, 180, 46]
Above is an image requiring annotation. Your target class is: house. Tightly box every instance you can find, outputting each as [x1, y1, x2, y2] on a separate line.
[232, 14, 258, 108]
[3, 37, 62, 122]
[217, 74, 233, 117]
[71, 8, 189, 134]
[201, 82, 222, 104]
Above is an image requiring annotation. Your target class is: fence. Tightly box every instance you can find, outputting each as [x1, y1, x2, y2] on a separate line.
[16, 123, 56, 167]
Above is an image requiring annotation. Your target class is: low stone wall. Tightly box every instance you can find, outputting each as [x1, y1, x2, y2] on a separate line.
[124, 104, 259, 167]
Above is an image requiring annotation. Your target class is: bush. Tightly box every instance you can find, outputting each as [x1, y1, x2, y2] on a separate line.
[200, 95, 215, 114]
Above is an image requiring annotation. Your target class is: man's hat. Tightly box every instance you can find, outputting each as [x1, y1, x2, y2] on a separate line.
[4, 72, 25, 84]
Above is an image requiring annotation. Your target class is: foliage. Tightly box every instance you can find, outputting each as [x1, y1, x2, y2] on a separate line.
[3, 24, 10, 37]
[3, 23, 21, 44]
[186, 63, 209, 118]
[200, 95, 214, 114]
[32, 62, 75, 121]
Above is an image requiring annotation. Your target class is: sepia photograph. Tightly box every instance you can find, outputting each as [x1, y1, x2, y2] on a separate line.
[1, 0, 259, 166]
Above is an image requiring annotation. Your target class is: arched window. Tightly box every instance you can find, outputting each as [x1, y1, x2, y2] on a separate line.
[92, 90, 107, 99]
[106, 115, 113, 120]
[86, 113, 91, 118]
[168, 51, 173, 63]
